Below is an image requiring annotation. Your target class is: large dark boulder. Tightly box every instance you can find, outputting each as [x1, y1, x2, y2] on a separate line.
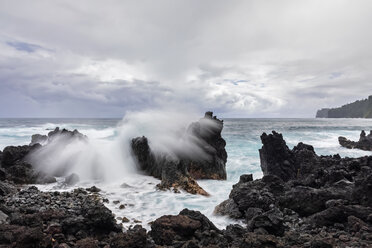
[131, 112, 227, 195]
[150, 214, 202, 245]
[6, 161, 56, 184]
[131, 136, 208, 195]
[150, 209, 225, 247]
[259, 131, 296, 181]
[0, 127, 88, 185]
[259, 131, 319, 182]
[131, 136, 160, 178]
[1, 145, 38, 167]
[215, 174, 284, 219]
[0, 144, 56, 185]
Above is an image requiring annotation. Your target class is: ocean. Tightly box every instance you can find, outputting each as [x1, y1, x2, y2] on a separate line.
[1, 117, 372, 229]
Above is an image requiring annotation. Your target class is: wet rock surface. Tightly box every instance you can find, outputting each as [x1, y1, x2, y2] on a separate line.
[0, 144, 56, 185]
[131, 112, 227, 195]
[339, 130, 372, 151]
[2, 126, 372, 247]
[215, 131, 372, 247]
[0, 186, 157, 248]
[186, 111, 227, 180]
[0, 127, 87, 186]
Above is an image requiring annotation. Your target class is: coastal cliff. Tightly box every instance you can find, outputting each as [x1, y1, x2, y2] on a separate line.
[316, 95, 372, 118]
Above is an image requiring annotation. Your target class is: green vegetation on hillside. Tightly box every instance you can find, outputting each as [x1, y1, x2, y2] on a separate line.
[316, 96, 372, 118]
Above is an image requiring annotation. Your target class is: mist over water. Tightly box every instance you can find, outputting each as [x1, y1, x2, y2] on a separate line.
[1, 116, 372, 229]
[26, 109, 209, 183]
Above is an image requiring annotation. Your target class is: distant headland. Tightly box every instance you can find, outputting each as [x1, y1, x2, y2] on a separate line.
[316, 95, 372, 118]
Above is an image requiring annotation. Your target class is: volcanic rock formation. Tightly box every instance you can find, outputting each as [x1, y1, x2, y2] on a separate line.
[339, 130, 372, 151]
[215, 131, 372, 247]
[0, 127, 87, 186]
[2, 129, 372, 247]
[131, 112, 227, 195]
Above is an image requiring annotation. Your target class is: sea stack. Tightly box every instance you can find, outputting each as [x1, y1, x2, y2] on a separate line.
[131, 111, 227, 195]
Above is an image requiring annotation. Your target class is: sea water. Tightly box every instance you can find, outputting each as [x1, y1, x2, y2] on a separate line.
[1, 118, 372, 229]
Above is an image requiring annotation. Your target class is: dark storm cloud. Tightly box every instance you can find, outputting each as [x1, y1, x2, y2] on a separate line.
[0, 0, 372, 117]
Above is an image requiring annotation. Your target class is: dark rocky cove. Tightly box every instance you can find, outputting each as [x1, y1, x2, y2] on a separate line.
[0, 116, 372, 247]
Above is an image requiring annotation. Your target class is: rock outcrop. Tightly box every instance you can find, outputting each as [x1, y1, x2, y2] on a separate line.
[131, 112, 227, 195]
[149, 209, 226, 247]
[215, 131, 372, 247]
[0, 127, 87, 186]
[131, 136, 209, 196]
[339, 130, 372, 151]
[186, 111, 227, 180]
[30, 127, 87, 146]
[0, 144, 56, 185]
[259, 131, 319, 182]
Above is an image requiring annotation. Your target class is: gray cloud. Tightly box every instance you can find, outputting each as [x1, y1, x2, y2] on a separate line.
[0, 0, 372, 117]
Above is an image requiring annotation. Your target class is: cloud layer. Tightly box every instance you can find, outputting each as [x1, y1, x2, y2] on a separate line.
[1, 0, 372, 117]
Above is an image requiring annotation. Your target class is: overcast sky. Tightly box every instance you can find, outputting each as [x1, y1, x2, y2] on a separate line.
[0, 0, 371, 118]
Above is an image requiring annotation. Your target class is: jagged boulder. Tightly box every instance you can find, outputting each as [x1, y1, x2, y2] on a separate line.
[1, 145, 39, 167]
[259, 131, 319, 182]
[259, 131, 296, 181]
[0, 144, 56, 184]
[150, 209, 224, 246]
[47, 127, 87, 142]
[0, 127, 87, 185]
[131, 136, 208, 195]
[131, 136, 160, 178]
[186, 111, 227, 180]
[339, 130, 372, 151]
[215, 174, 284, 219]
[30, 127, 87, 146]
[131, 112, 227, 195]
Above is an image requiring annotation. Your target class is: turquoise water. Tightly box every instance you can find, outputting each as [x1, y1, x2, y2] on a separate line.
[1, 117, 372, 229]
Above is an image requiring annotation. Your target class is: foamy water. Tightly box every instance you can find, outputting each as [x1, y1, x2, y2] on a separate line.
[1, 117, 372, 230]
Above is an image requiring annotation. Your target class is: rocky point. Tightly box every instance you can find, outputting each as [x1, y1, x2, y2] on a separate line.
[131, 111, 227, 195]
[339, 130, 372, 151]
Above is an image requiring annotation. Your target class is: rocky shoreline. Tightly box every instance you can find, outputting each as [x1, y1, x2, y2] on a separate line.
[1, 120, 372, 247]
[215, 131, 372, 247]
